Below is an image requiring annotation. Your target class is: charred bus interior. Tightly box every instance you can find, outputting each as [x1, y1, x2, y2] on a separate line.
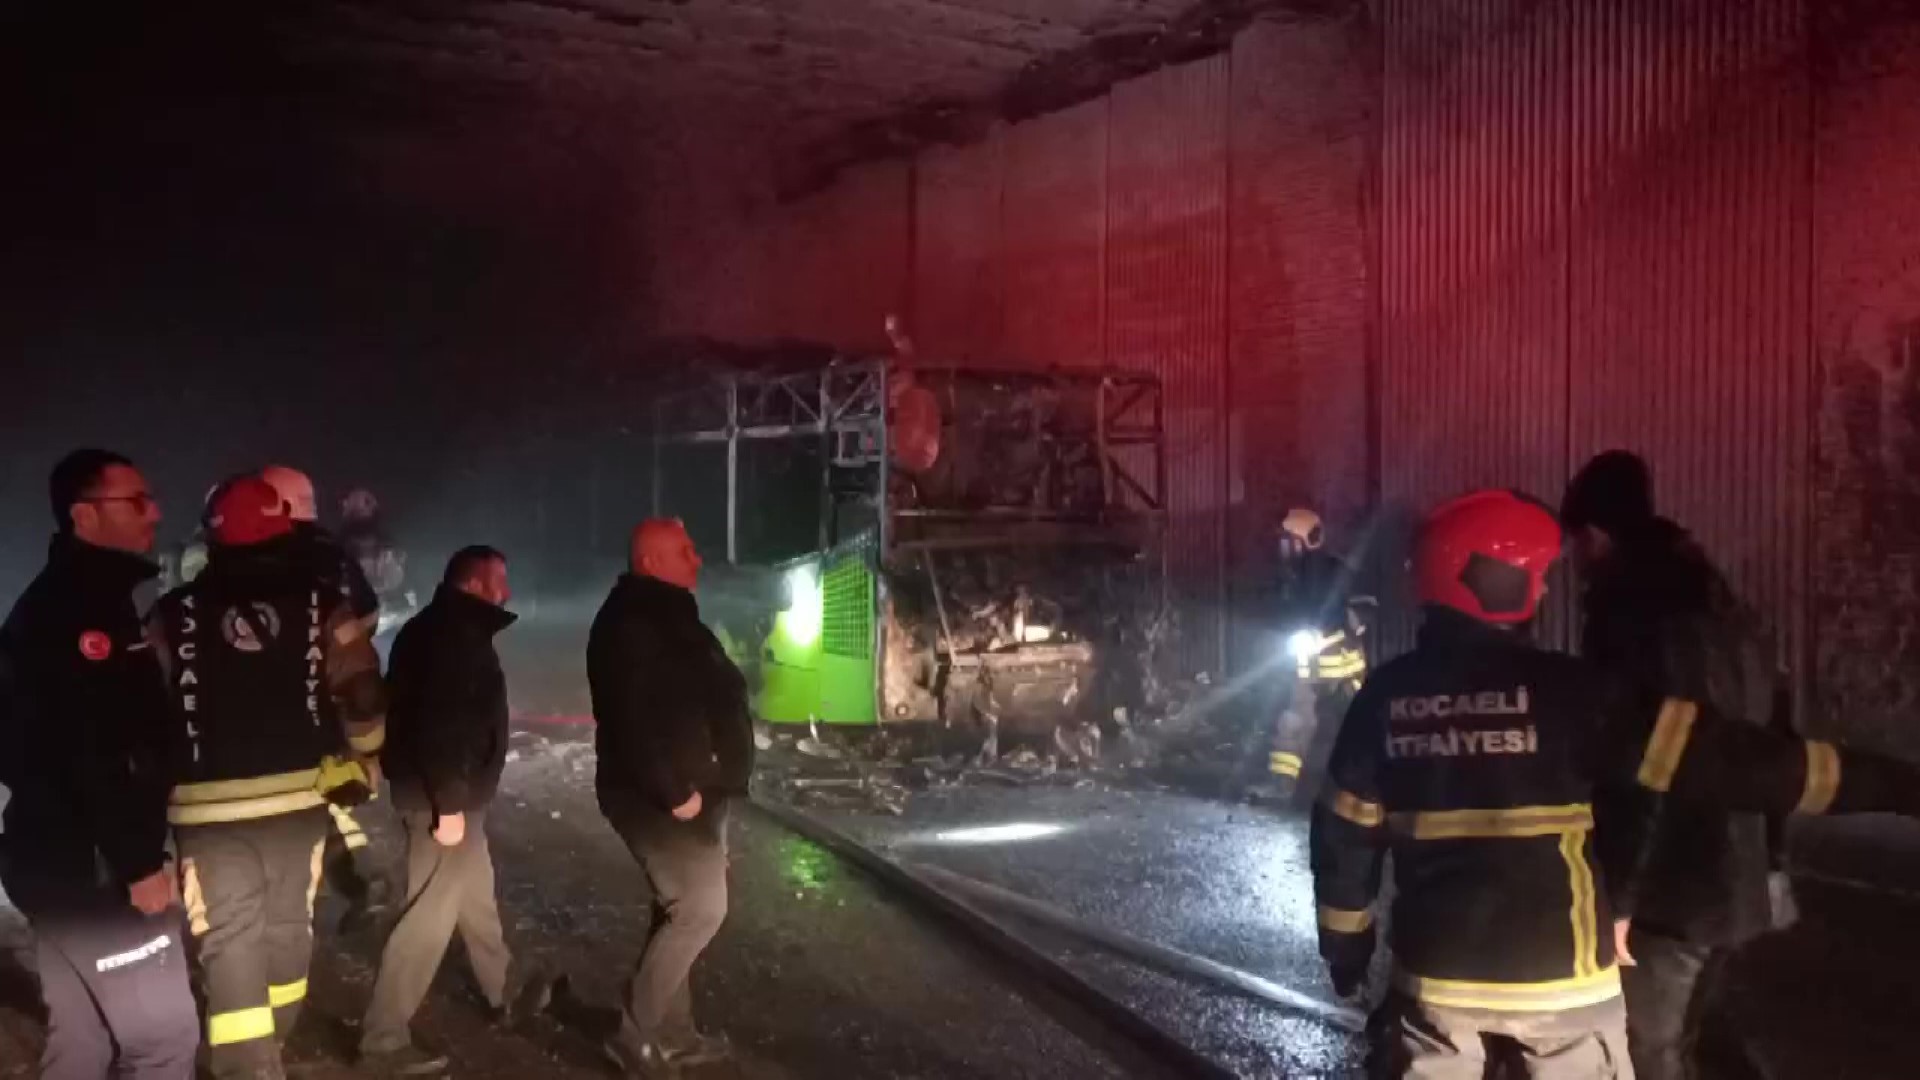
[650, 345, 1170, 751]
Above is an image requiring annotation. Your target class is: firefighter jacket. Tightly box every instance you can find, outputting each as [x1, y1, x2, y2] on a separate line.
[589, 573, 755, 815]
[1581, 516, 1781, 947]
[1310, 608, 1920, 1015]
[383, 585, 516, 817]
[1275, 551, 1367, 682]
[148, 537, 386, 826]
[0, 535, 173, 903]
[1275, 550, 1354, 636]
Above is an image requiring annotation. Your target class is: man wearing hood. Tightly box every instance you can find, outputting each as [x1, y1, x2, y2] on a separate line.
[1561, 451, 1786, 1080]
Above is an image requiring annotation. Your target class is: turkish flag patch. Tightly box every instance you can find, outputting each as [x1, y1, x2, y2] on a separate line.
[78, 631, 113, 662]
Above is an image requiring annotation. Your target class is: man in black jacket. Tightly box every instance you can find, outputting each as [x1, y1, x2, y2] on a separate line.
[0, 449, 198, 1079]
[589, 519, 753, 1078]
[359, 546, 542, 1075]
[1562, 451, 1782, 1080]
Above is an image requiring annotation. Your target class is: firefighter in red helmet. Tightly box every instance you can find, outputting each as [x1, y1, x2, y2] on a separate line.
[149, 477, 387, 1080]
[1312, 489, 1920, 1079]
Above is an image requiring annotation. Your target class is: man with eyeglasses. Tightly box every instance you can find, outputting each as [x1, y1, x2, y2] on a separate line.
[0, 448, 199, 1078]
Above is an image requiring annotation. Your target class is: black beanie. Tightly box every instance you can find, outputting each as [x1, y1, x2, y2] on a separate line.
[1561, 450, 1654, 534]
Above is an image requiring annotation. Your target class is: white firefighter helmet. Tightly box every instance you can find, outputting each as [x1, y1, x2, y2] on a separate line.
[1280, 507, 1325, 551]
[194, 482, 223, 530]
[260, 465, 318, 522]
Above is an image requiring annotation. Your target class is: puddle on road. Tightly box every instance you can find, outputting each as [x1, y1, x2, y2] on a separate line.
[778, 835, 840, 896]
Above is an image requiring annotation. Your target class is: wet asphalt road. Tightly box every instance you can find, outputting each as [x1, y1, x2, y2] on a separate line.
[477, 741, 1138, 1080]
[807, 783, 1365, 1079]
[8, 734, 1920, 1078]
[803, 780, 1920, 1080]
[3, 738, 1141, 1080]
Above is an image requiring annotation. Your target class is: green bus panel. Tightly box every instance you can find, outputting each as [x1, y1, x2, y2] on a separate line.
[815, 652, 875, 725]
[755, 552, 876, 726]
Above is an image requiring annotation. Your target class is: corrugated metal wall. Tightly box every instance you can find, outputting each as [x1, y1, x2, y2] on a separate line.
[1810, 2, 1920, 750]
[1001, 98, 1110, 369]
[648, 210, 768, 340]
[1564, 1, 1811, 675]
[1226, 18, 1376, 663]
[1107, 56, 1232, 674]
[641, 131, 780, 342]
[774, 162, 912, 350]
[1380, 0, 1572, 510]
[833, 161, 915, 351]
[913, 137, 1006, 364]
[1377, 0, 1816, 672]
[769, 193, 830, 340]
[1378, 0, 1575, 643]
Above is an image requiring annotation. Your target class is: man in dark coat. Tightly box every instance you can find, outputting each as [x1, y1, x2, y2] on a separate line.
[589, 518, 754, 1078]
[1562, 450, 1785, 1080]
[358, 546, 545, 1075]
[0, 449, 198, 1079]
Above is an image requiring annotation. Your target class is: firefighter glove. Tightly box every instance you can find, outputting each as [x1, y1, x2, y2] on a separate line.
[1329, 962, 1367, 1001]
[316, 754, 374, 807]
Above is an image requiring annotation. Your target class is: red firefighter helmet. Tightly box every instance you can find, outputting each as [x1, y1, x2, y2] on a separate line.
[1413, 489, 1563, 623]
[205, 475, 295, 548]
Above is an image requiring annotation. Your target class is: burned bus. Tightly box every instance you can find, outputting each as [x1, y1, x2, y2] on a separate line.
[651, 348, 1169, 751]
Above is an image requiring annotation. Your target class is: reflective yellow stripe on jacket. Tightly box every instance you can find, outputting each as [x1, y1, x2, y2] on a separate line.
[1393, 967, 1622, 1013]
[1637, 699, 1698, 792]
[1305, 647, 1367, 681]
[1386, 803, 1593, 840]
[170, 768, 327, 826]
[1797, 741, 1841, 814]
[1327, 788, 1385, 829]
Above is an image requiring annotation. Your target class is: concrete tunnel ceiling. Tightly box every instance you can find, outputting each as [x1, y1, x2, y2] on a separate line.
[280, 0, 1349, 192]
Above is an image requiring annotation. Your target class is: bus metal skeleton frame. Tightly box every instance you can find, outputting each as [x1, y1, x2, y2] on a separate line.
[651, 355, 1171, 728]
[650, 358, 1170, 559]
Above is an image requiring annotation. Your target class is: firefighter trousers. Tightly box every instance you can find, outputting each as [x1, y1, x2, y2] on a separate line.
[1270, 679, 1321, 784]
[177, 808, 330, 1080]
[1270, 679, 1355, 805]
[322, 802, 377, 910]
[1368, 993, 1633, 1079]
[12, 886, 199, 1080]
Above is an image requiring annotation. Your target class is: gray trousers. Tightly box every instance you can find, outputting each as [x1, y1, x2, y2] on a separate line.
[1369, 993, 1634, 1079]
[1621, 930, 1758, 1080]
[19, 894, 199, 1080]
[605, 795, 730, 1046]
[177, 808, 330, 1080]
[359, 808, 512, 1054]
